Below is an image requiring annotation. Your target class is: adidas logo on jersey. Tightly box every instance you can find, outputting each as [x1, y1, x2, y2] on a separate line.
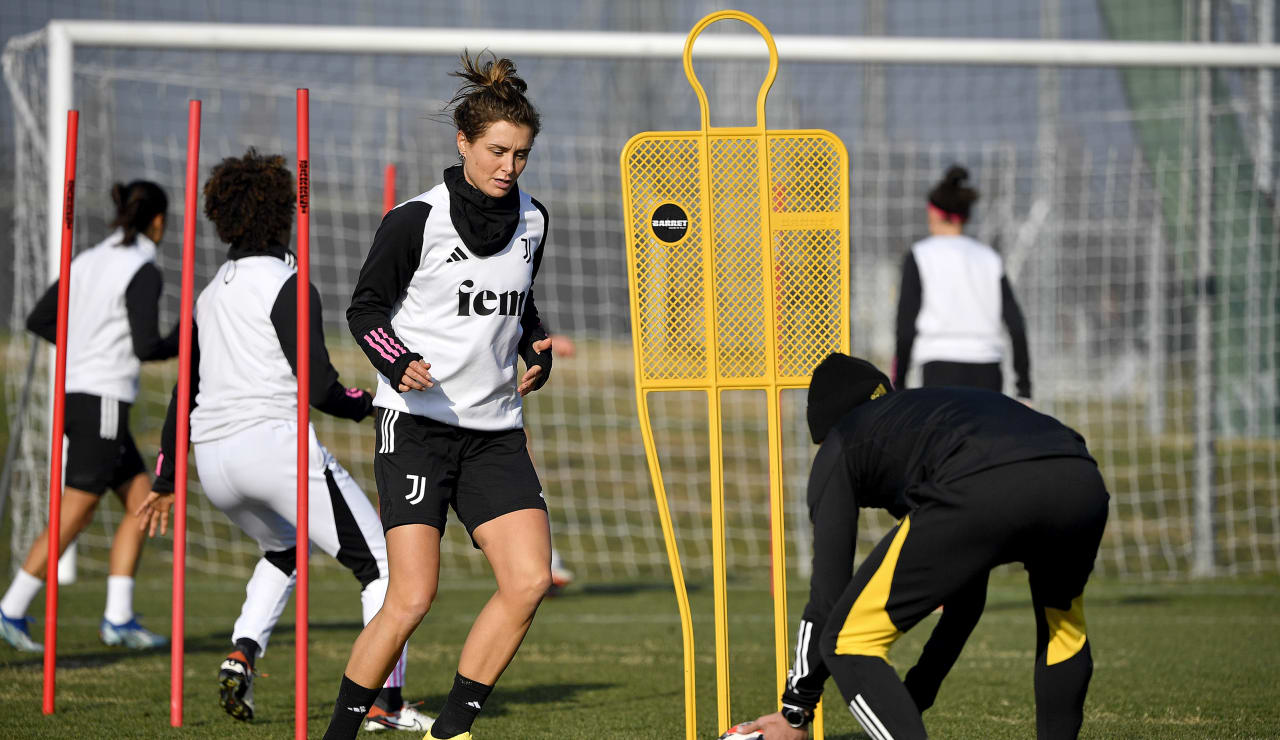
[457, 279, 527, 317]
[445, 246, 469, 263]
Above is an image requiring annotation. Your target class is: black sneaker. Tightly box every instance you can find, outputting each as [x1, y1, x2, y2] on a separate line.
[217, 651, 255, 721]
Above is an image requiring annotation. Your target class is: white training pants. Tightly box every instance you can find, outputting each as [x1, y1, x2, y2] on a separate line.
[194, 420, 406, 686]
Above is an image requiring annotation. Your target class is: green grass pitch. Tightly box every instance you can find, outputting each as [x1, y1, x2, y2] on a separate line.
[0, 567, 1277, 738]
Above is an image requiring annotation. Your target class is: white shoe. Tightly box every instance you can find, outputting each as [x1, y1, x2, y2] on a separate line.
[100, 616, 168, 649]
[363, 703, 434, 732]
[549, 549, 574, 596]
[0, 608, 42, 653]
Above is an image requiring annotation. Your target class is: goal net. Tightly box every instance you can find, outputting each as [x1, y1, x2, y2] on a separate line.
[4, 10, 1277, 584]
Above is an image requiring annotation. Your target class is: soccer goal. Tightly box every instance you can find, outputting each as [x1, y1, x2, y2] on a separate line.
[3, 14, 1279, 598]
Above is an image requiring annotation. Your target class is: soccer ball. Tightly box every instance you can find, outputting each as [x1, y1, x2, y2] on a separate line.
[717, 725, 764, 740]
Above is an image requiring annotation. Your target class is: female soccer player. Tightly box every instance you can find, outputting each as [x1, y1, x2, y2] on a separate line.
[1, 181, 175, 652]
[892, 165, 1032, 400]
[322, 52, 555, 740]
[137, 149, 428, 731]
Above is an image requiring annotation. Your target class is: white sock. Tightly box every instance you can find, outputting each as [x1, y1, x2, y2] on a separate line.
[104, 575, 135, 625]
[232, 557, 295, 656]
[358, 576, 406, 689]
[385, 643, 408, 689]
[1, 570, 44, 619]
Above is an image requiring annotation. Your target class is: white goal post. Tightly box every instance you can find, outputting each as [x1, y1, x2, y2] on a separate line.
[7, 18, 1280, 584]
[40, 20, 1280, 280]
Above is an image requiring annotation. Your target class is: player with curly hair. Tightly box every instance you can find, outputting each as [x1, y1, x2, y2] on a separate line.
[137, 149, 429, 731]
[322, 51, 555, 740]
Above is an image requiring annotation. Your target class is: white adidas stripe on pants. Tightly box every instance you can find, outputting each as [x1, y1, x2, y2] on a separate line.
[850, 693, 896, 740]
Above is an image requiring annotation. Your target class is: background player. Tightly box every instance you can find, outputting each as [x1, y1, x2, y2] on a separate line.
[323, 52, 555, 740]
[892, 165, 1032, 401]
[735, 353, 1108, 740]
[136, 149, 429, 731]
[1, 181, 176, 652]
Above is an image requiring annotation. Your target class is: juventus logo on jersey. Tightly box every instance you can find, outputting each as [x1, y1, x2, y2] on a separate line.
[445, 246, 469, 263]
[520, 237, 536, 263]
[404, 474, 426, 505]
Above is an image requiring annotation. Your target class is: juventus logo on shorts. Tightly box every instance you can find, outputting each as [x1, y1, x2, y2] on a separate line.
[404, 474, 426, 505]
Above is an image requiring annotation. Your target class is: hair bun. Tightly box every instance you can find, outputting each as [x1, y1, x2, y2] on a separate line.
[110, 182, 126, 208]
[456, 52, 527, 101]
[943, 165, 969, 188]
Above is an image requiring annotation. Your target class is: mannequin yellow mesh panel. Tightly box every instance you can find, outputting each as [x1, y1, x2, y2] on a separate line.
[626, 137, 707, 382]
[625, 131, 847, 386]
[768, 134, 847, 380]
[710, 137, 767, 382]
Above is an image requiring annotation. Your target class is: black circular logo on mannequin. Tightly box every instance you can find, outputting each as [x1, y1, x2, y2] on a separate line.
[651, 203, 689, 243]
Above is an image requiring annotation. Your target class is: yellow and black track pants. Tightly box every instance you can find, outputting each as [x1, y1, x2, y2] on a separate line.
[818, 457, 1109, 740]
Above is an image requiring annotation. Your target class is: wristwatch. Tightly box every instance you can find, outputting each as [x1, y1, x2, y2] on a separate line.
[781, 704, 813, 728]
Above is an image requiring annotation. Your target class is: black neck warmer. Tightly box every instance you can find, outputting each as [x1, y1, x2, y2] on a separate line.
[443, 164, 521, 257]
[227, 241, 294, 264]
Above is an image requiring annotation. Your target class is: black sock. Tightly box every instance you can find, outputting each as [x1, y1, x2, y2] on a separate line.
[375, 685, 403, 712]
[233, 638, 260, 669]
[430, 673, 493, 738]
[322, 674, 381, 740]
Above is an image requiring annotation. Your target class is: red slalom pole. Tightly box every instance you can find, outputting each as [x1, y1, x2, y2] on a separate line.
[42, 108, 78, 716]
[171, 99, 201, 727]
[382, 163, 396, 214]
[294, 87, 311, 740]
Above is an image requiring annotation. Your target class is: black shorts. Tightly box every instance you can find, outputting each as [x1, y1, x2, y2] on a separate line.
[63, 392, 146, 495]
[921, 360, 1002, 393]
[372, 408, 544, 542]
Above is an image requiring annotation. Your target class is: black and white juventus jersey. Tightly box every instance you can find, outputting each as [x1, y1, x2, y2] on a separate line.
[153, 244, 371, 493]
[893, 234, 1031, 396]
[348, 170, 549, 431]
[26, 229, 177, 402]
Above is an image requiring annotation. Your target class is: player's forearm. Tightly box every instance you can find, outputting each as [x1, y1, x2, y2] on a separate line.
[154, 385, 182, 494]
[782, 616, 830, 711]
[348, 313, 422, 385]
[125, 263, 178, 361]
[25, 281, 59, 344]
[313, 380, 373, 421]
[153, 321, 201, 494]
[1001, 276, 1031, 398]
[893, 253, 922, 389]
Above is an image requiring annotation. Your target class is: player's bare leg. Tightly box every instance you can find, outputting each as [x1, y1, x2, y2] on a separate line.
[0, 487, 98, 651]
[458, 508, 551, 682]
[97, 472, 166, 647]
[18, 487, 99, 578]
[108, 473, 150, 576]
[324, 523, 440, 740]
[347, 523, 441, 685]
[422, 508, 551, 739]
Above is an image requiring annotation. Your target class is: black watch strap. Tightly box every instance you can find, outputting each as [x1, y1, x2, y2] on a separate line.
[781, 704, 813, 728]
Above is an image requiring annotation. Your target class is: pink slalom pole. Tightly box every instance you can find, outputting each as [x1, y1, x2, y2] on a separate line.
[171, 98, 201, 727]
[382, 163, 396, 214]
[294, 87, 311, 740]
[42, 108, 78, 716]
